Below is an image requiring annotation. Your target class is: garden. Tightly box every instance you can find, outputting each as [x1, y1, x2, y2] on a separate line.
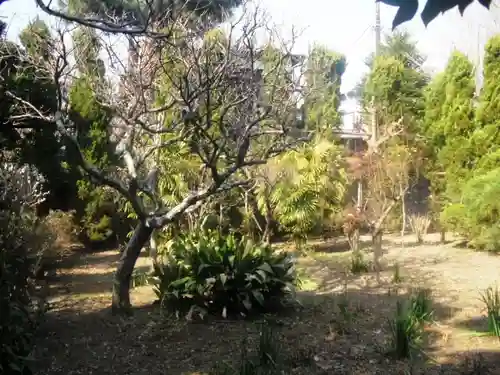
[1, 0, 500, 374]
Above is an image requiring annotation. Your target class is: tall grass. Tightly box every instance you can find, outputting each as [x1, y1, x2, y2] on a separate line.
[349, 251, 369, 274]
[480, 285, 500, 338]
[211, 322, 282, 375]
[388, 289, 434, 359]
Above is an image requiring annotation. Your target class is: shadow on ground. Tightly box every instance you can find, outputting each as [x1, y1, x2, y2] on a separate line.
[48, 265, 151, 298]
[309, 237, 391, 253]
[32, 284, 488, 375]
[309, 234, 448, 255]
[453, 315, 492, 335]
[57, 247, 151, 270]
[48, 248, 152, 298]
[435, 351, 500, 374]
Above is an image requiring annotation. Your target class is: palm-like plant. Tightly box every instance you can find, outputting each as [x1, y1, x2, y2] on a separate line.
[256, 136, 347, 245]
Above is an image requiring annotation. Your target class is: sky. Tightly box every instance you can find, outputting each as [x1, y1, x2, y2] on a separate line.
[3, 0, 500, 92]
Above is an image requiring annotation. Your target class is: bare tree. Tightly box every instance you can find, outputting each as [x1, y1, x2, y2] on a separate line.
[349, 118, 417, 276]
[6, 6, 305, 313]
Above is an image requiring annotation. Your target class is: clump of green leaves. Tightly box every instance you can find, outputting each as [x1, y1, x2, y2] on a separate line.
[480, 285, 500, 337]
[392, 262, 403, 283]
[211, 322, 283, 375]
[388, 289, 434, 359]
[349, 251, 369, 274]
[0, 181, 48, 374]
[152, 230, 299, 318]
[130, 269, 153, 289]
[409, 288, 434, 324]
[389, 301, 423, 359]
[441, 168, 500, 252]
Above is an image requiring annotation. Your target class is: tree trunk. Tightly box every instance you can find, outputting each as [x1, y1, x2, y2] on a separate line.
[372, 230, 383, 281]
[440, 230, 446, 244]
[263, 208, 273, 244]
[247, 193, 267, 239]
[349, 228, 360, 253]
[149, 229, 158, 273]
[400, 191, 406, 247]
[112, 221, 154, 315]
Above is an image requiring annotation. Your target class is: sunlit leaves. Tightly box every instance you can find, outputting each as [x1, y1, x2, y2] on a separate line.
[303, 44, 345, 131]
[257, 137, 347, 237]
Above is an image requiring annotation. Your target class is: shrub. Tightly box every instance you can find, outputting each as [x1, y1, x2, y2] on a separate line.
[388, 289, 434, 359]
[211, 322, 283, 375]
[392, 262, 402, 283]
[85, 214, 113, 242]
[408, 214, 431, 244]
[408, 288, 434, 324]
[0, 176, 47, 374]
[480, 285, 500, 337]
[349, 251, 370, 274]
[441, 168, 500, 252]
[33, 210, 78, 278]
[152, 231, 299, 317]
[389, 300, 422, 359]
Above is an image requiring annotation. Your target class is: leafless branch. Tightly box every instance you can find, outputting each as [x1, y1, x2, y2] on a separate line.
[7, 4, 306, 227]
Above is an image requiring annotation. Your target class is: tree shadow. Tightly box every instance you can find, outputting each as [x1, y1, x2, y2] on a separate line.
[47, 264, 152, 298]
[427, 351, 500, 374]
[56, 246, 151, 271]
[453, 315, 492, 334]
[310, 236, 393, 253]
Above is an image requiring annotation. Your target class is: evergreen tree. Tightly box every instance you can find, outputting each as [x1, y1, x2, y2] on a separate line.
[440, 35, 500, 251]
[469, 34, 500, 177]
[0, 19, 79, 212]
[434, 52, 477, 202]
[303, 44, 346, 130]
[68, 26, 122, 245]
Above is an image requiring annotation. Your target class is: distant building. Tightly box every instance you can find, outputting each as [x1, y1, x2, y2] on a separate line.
[336, 94, 368, 154]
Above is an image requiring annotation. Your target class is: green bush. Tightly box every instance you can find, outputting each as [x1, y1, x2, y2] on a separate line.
[480, 285, 500, 337]
[349, 251, 370, 274]
[152, 231, 299, 317]
[441, 167, 500, 252]
[0, 187, 46, 374]
[85, 214, 113, 242]
[388, 289, 434, 359]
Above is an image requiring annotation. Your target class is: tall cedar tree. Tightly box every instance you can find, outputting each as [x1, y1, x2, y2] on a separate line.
[440, 36, 500, 251]
[68, 27, 124, 245]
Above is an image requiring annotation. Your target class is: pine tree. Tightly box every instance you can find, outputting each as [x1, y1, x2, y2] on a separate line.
[303, 44, 346, 130]
[68, 26, 120, 245]
[440, 35, 500, 251]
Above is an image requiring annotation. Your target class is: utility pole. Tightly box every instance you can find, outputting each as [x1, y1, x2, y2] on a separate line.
[370, 1, 383, 278]
[358, 1, 381, 210]
[371, 0, 381, 147]
[475, 25, 483, 98]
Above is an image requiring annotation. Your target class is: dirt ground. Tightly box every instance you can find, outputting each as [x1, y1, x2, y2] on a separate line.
[33, 233, 500, 374]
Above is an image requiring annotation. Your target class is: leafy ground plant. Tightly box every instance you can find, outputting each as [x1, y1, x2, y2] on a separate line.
[349, 251, 370, 274]
[211, 322, 283, 375]
[388, 289, 434, 359]
[480, 285, 500, 337]
[152, 230, 299, 318]
[393, 262, 403, 283]
[389, 300, 424, 359]
[409, 288, 434, 324]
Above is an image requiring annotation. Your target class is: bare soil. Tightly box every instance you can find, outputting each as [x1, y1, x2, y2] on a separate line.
[33, 233, 500, 375]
